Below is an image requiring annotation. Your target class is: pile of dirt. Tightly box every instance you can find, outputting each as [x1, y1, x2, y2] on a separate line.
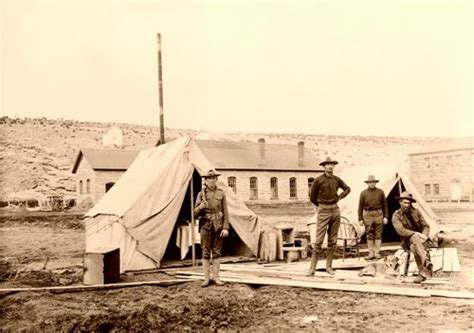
[0, 213, 84, 229]
[1, 283, 473, 332]
[2, 268, 82, 288]
[0, 260, 16, 282]
[1, 283, 265, 332]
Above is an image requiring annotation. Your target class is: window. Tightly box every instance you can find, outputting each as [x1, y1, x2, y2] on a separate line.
[308, 177, 315, 198]
[105, 182, 115, 193]
[270, 177, 278, 199]
[424, 184, 431, 196]
[433, 184, 440, 196]
[228, 177, 237, 194]
[432, 156, 439, 168]
[86, 179, 91, 194]
[79, 180, 83, 194]
[249, 177, 258, 200]
[456, 154, 462, 166]
[447, 155, 453, 167]
[424, 157, 431, 169]
[290, 177, 297, 199]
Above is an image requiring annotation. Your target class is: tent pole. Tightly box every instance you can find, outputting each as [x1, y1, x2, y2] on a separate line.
[190, 176, 196, 267]
[398, 176, 402, 195]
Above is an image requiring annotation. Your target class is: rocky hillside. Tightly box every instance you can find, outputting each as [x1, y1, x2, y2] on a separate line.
[0, 116, 451, 202]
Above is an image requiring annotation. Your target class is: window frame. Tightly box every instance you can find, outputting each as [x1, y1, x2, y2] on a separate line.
[249, 177, 258, 200]
[289, 177, 298, 199]
[424, 184, 431, 196]
[228, 176, 237, 194]
[270, 177, 279, 200]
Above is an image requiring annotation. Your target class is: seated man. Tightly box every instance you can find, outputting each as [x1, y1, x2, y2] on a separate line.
[392, 191, 433, 283]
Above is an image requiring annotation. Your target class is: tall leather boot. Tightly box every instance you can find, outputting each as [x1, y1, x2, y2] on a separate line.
[326, 249, 335, 275]
[365, 240, 375, 260]
[212, 258, 224, 286]
[201, 259, 211, 288]
[374, 239, 382, 259]
[306, 244, 320, 276]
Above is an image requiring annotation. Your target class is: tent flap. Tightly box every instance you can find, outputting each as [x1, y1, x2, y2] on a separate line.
[84, 136, 262, 271]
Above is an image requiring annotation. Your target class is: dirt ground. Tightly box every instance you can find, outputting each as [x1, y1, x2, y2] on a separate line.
[1, 204, 473, 332]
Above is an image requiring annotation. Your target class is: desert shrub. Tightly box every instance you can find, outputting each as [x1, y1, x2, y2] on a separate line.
[0, 200, 8, 208]
[64, 199, 76, 209]
[27, 199, 39, 208]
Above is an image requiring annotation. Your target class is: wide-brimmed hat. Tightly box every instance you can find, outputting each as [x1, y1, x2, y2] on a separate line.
[202, 170, 221, 178]
[396, 191, 416, 203]
[364, 175, 379, 183]
[319, 157, 339, 166]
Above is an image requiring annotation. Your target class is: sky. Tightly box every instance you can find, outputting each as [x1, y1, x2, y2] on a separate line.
[1, 0, 473, 137]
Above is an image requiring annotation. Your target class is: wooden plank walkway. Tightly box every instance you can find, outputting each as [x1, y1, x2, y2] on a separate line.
[173, 269, 472, 299]
[168, 249, 471, 299]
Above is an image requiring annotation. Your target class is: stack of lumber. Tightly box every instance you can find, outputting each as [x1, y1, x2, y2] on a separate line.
[169, 260, 473, 300]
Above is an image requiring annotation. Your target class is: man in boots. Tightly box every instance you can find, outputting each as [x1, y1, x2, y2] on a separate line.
[358, 175, 388, 260]
[392, 191, 433, 283]
[307, 157, 351, 276]
[194, 170, 229, 287]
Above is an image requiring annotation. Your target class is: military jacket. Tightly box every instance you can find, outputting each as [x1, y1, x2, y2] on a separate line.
[194, 185, 230, 231]
[392, 207, 430, 249]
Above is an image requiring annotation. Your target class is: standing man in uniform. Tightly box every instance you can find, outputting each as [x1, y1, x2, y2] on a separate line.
[307, 157, 351, 276]
[392, 191, 433, 283]
[358, 175, 388, 260]
[194, 170, 229, 287]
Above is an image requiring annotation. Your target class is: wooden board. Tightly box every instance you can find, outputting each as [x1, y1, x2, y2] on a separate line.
[176, 273, 431, 297]
[443, 248, 453, 272]
[430, 248, 444, 272]
[450, 248, 461, 272]
[176, 272, 473, 299]
[0, 279, 189, 295]
[430, 290, 474, 299]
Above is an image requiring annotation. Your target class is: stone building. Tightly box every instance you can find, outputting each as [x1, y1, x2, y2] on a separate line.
[71, 148, 139, 206]
[71, 138, 323, 206]
[196, 139, 323, 203]
[408, 137, 474, 202]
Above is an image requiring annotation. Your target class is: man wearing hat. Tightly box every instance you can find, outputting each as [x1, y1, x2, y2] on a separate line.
[392, 191, 433, 283]
[194, 170, 229, 287]
[307, 157, 351, 276]
[358, 175, 388, 260]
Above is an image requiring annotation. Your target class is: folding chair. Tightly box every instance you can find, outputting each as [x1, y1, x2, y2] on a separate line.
[337, 216, 361, 261]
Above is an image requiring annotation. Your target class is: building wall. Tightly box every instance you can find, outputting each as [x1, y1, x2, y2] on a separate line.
[75, 158, 126, 205]
[93, 170, 126, 203]
[409, 149, 474, 202]
[217, 170, 322, 203]
[75, 158, 96, 205]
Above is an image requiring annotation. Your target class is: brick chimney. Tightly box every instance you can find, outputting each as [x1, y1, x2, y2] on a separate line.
[258, 138, 266, 165]
[298, 141, 305, 167]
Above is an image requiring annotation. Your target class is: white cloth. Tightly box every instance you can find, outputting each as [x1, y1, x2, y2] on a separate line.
[176, 224, 200, 260]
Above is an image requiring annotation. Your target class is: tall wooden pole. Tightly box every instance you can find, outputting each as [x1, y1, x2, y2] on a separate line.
[157, 33, 165, 145]
[190, 176, 196, 267]
[397, 174, 402, 195]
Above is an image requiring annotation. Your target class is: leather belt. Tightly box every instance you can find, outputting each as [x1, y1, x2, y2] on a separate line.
[205, 212, 223, 220]
[318, 203, 338, 208]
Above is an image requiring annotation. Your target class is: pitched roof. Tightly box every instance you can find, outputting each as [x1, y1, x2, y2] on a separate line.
[71, 139, 323, 174]
[408, 137, 474, 156]
[195, 140, 322, 171]
[72, 148, 140, 174]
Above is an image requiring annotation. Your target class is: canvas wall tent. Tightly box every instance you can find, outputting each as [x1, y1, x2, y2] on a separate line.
[338, 163, 441, 243]
[84, 137, 262, 272]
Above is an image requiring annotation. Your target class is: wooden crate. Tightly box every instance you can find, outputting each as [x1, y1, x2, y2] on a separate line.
[275, 226, 295, 246]
[83, 247, 120, 285]
[282, 247, 306, 263]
